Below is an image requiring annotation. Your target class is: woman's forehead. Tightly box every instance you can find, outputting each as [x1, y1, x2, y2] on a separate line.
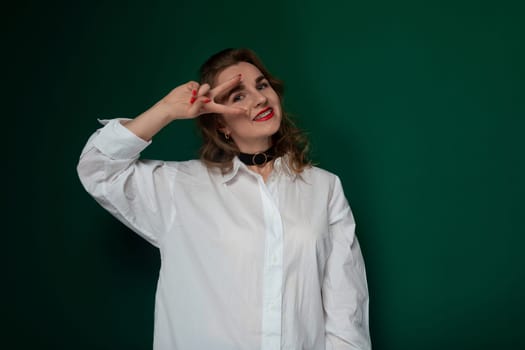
[215, 62, 263, 85]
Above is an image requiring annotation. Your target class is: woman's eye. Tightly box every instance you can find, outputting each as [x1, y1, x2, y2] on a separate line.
[232, 94, 244, 103]
[257, 82, 269, 90]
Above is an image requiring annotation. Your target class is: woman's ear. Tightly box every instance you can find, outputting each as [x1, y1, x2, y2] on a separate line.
[215, 116, 230, 136]
[218, 128, 231, 140]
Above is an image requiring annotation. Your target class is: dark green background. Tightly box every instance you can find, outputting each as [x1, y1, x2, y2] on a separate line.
[6, 0, 524, 349]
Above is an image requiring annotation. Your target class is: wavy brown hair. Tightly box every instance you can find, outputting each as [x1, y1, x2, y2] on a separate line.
[197, 48, 311, 174]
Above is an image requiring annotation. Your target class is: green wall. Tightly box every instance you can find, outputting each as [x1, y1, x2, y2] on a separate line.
[6, 0, 524, 349]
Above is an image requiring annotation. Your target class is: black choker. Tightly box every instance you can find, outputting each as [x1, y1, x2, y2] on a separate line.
[238, 147, 275, 166]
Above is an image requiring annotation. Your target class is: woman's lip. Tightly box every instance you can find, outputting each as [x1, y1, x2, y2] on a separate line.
[256, 107, 271, 116]
[254, 110, 274, 122]
[253, 107, 273, 121]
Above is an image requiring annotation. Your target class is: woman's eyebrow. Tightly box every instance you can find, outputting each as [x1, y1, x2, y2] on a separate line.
[218, 83, 245, 103]
[220, 75, 267, 102]
[228, 83, 245, 97]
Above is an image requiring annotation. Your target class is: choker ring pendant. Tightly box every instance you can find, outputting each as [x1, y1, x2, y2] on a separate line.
[252, 152, 269, 167]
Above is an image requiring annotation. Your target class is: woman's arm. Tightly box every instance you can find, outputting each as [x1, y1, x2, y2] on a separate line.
[323, 176, 371, 350]
[77, 119, 172, 246]
[77, 76, 246, 245]
[125, 76, 245, 141]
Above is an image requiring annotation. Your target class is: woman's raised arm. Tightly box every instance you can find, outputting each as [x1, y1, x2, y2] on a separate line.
[125, 75, 246, 141]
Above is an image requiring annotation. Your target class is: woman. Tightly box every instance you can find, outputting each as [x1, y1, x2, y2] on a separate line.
[77, 48, 371, 350]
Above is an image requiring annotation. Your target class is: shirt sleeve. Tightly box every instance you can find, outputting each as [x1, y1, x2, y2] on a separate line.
[76, 118, 176, 247]
[323, 175, 371, 350]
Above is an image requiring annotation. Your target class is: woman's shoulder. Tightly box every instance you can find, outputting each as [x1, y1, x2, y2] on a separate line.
[300, 165, 339, 182]
[165, 159, 226, 186]
[294, 165, 342, 194]
[164, 159, 209, 180]
[165, 159, 206, 172]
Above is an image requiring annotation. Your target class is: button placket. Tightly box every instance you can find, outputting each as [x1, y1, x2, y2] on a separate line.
[258, 177, 284, 350]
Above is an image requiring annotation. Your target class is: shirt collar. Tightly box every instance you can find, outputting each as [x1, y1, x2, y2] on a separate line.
[221, 155, 298, 184]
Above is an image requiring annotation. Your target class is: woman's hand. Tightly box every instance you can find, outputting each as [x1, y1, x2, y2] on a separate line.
[124, 74, 247, 141]
[160, 75, 247, 120]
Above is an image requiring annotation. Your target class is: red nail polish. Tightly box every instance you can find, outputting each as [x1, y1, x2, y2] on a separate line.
[190, 97, 196, 104]
[192, 89, 197, 96]
[203, 98, 211, 103]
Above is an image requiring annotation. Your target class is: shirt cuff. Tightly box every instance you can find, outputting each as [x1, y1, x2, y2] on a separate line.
[93, 118, 151, 159]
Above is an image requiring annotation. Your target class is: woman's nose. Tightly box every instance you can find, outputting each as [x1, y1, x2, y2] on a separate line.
[253, 91, 268, 107]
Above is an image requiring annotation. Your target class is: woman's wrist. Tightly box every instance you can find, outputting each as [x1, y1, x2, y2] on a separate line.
[124, 103, 174, 141]
[149, 100, 178, 122]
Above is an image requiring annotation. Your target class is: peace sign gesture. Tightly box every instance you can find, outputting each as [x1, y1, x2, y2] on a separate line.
[161, 74, 247, 120]
[124, 74, 247, 141]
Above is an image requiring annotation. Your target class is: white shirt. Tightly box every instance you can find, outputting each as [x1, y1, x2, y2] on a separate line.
[77, 119, 371, 350]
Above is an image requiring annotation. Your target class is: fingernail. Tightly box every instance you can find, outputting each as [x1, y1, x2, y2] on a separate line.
[190, 97, 196, 104]
[203, 98, 211, 103]
[192, 89, 197, 96]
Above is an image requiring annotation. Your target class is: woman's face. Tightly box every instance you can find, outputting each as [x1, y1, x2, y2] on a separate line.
[215, 62, 282, 153]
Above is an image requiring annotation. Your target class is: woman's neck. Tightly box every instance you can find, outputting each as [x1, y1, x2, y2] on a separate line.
[247, 160, 274, 183]
[235, 137, 272, 155]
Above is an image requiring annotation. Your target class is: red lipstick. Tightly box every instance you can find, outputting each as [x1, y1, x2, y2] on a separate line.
[253, 107, 274, 122]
